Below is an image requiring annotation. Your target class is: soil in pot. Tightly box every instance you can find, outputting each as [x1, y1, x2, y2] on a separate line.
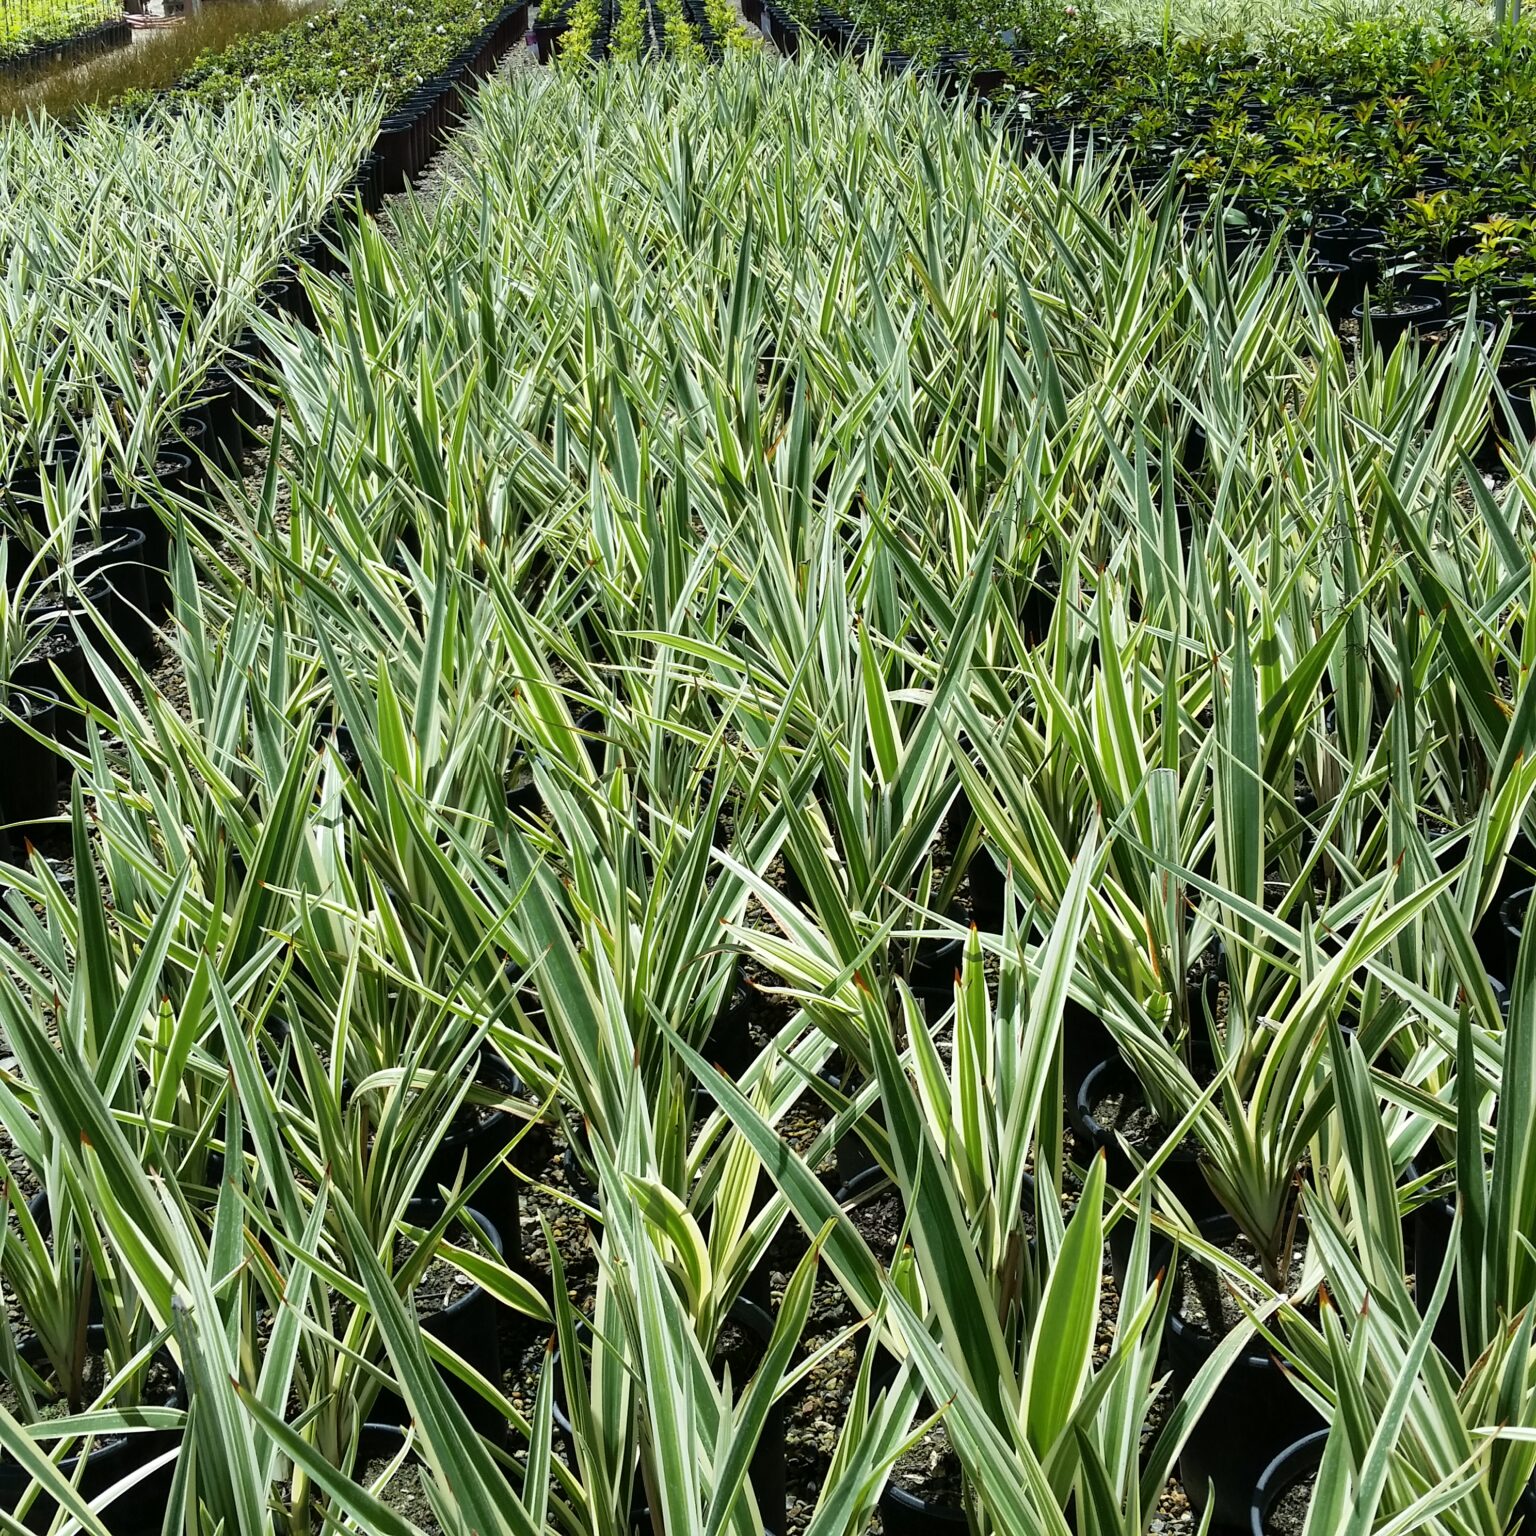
[362, 1451, 443, 1533]
[0, 1347, 182, 1534]
[1354, 292, 1447, 351]
[882, 1418, 967, 1532]
[1263, 1466, 1314, 1536]
[843, 1172, 906, 1266]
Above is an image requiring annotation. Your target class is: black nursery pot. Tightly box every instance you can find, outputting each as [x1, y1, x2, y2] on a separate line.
[1163, 1214, 1323, 1530]
[102, 506, 170, 619]
[2, 442, 79, 525]
[371, 1201, 506, 1443]
[1506, 372, 1536, 438]
[880, 1480, 969, 1534]
[1286, 211, 1348, 250]
[1409, 1170, 1462, 1369]
[1315, 223, 1382, 266]
[1354, 292, 1446, 352]
[1061, 998, 1113, 1092]
[1249, 1429, 1328, 1536]
[703, 977, 762, 1085]
[0, 687, 60, 834]
[75, 527, 155, 658]
[1308, 257, 1355, 323]
[1473, 835, 1534, 984]
[1497, 885, 1532, 981]
[1498, 345, 1536, 382]
[0, 1331, 183, 1535]
[108, 448, 195, 506]
[416, 1056, 524, 1260]
[190, 369, 248, 470]
[903, 931, 964, 1011]
[1069, 1054, 1223, 1259]
[13, 624, 88, 745]
[374, 113, 414, 193]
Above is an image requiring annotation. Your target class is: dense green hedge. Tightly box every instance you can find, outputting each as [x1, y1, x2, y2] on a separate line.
[808, 0, 1536, 307]
[160, 0, 495, 106]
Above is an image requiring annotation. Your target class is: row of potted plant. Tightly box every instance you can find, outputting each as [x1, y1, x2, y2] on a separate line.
[0, 0, 121, 67]
[153, 0, 502, 108]
[0, 16, 531, 894]
[5, 55, 1535, 1536]
[767, 0, 1536, 320]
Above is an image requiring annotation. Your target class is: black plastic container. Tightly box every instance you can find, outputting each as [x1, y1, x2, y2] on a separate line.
[0, 1330, 182, 1534]
[0, 687, 60, 833]
[1498, 344, 1536, 381]
[75, 528, 155, 657]
[1473, 836, 1534, 983]
[374, 113, 415, 193]
[417, 1058, 524, 1260]
[1309, 257, 1355, 322]
[904, 931, 964, 1011]
[1498, 884, 1532, 981]
[1506, 371, 1536, 438]
[101, 505, 171, 619]
[1409, 1166, 1462, 1367]
[879, 1480, 969, 1533]
[1315, 222, 1382, 265]
[1354, 292, 1447, 352]
[371, 1201, 506, 1442]
[1163, 1213, 1323, 1529]
[1286, 211, 1348, 250]
[1249, 1429, 1328, 1536]
[107, 448, 195, 506]
[3, 444, 79, 529]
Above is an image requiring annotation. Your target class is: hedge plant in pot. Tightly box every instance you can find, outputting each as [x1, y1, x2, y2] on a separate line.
[1086, 710, 1459, 1527]
[234, 976, 548, 1454]
[231, 1188, 560, 1536]
[1399, 865, 1536, 1404]
[547, 1116, 852, 1536]
[1259, 1026, 1536, 1536]
[675, 843, 1256, 1536]
[0, 1132, 183, 1533]
[948, 594, 1216, 1090]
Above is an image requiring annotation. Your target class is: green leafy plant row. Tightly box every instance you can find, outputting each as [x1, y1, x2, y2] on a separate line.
[155, 0, 496, 107]
[812, 0, 1536, 305]
[0, 0, 117, 62]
